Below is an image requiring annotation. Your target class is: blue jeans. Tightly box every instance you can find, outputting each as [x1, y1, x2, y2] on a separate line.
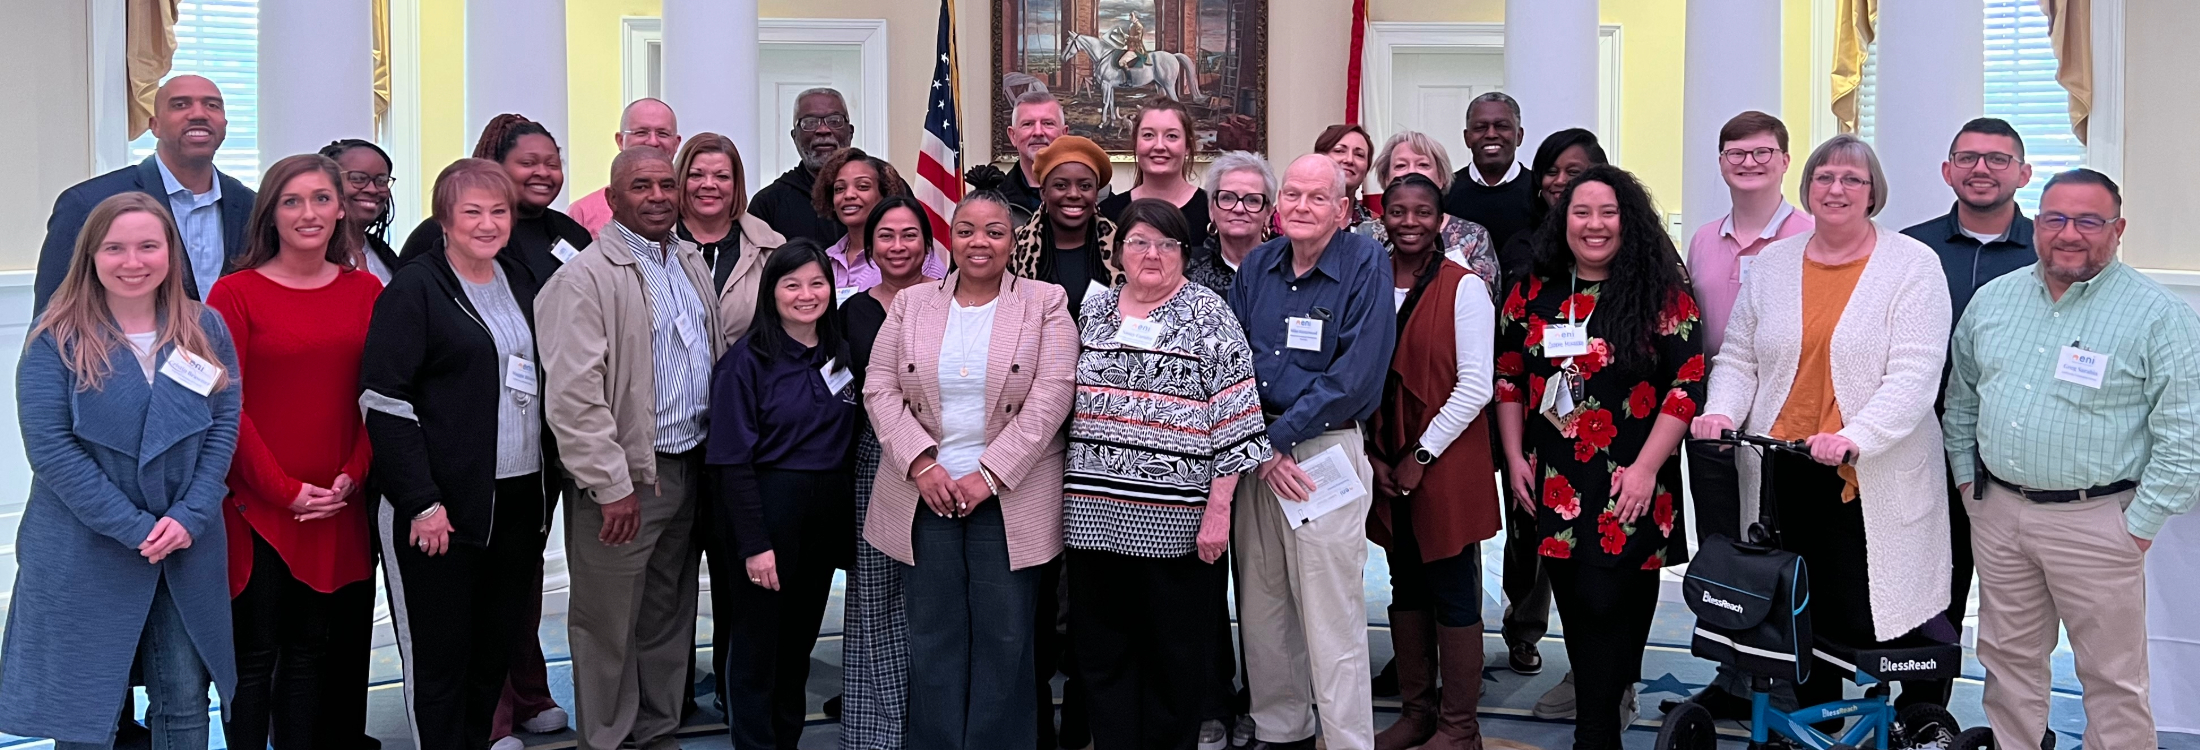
[901, 501, 1041, 750]
[59, 576, 213, 750]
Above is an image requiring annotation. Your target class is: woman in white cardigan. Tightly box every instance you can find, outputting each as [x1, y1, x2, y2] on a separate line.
[1690, 134, 1956, 713]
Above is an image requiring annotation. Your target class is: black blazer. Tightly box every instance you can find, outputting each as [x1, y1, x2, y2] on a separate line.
[360, 248, 557, 546]
[34, 155, 254, 313]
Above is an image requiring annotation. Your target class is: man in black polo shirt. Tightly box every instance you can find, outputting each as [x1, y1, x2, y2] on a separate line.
[1896, 116, 2035, 708]
[1443, 92, 1535, 259]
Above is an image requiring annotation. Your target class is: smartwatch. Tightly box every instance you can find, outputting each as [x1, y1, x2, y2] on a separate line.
[1413, 444, 1436, 465]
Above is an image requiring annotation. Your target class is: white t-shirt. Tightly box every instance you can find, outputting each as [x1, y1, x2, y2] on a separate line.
[935, 297, 1000, 480]
[1961, 227, 2002, 246]
[125, 331, 158, 383]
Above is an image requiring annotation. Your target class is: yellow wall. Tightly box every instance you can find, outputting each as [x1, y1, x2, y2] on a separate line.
[415, 0, 467, 218]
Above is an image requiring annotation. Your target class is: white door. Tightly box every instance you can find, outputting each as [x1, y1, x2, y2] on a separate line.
[757, 43, 867, 180]
[1391, 48, 1505, 175]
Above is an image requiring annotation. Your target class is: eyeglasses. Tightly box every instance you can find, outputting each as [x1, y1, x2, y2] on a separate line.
[621, 128, 677, 142]
[2038, 213, 2118, 236]
[1213, 190, 1269, 212]
[797, 115, 851, 131]
[1721, 147, 1781, 165]
[1951, 151, 2019, 170]
[342, 171, 395, 189]
[1120, 237, 1184, 255]
[1810, 173, 1872, 190]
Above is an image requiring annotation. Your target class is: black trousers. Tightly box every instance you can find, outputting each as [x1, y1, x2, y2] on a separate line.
[1384, 500, 1484, 628]
[1547, 559, 1659, 750]
[1768, 452, 1950, 711]
[1035, 558, 1087, 750]
[1067, 549, 1229, 750]
[720, 468, 849, 750]
[385, 474, 546, 750]
[694, 469, 735, 713]
[1202, 550, 1242, 723]
[1499, 500, 1552, 648]
[225, 532, 376, 750]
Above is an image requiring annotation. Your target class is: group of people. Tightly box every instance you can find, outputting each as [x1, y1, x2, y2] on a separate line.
[0, 69, 2186, 750]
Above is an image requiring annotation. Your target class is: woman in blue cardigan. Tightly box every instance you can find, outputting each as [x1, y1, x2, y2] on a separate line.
[0, 192, 243, 749]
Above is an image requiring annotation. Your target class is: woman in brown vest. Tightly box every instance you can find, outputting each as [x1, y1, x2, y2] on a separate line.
[1367, 174, 1499, 750]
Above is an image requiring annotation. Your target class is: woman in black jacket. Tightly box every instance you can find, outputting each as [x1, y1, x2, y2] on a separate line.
[399, 114, 591, 289]
[361, 158, 558, 750]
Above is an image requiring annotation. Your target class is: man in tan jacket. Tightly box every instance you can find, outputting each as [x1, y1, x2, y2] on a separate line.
[538, 147, 723, 750]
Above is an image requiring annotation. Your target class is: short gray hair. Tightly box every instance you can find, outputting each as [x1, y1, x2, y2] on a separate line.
[796, 87, 847, 112]
[1800, 133, 1888, 217]
[1202, 151, 1277, 201]
[1467, 92, 1521, 124]
[1012, 90, 1060, 120]
[1373, 130, 1455, 191]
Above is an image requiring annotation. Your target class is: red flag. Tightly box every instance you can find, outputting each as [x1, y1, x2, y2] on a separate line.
[1344, 0, 1369, 123]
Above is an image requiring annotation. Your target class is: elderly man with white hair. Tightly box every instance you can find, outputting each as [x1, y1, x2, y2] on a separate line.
[1226, 154, 1398, 750]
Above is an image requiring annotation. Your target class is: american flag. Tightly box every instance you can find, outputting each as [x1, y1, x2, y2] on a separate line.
[915, 0, 963, 259]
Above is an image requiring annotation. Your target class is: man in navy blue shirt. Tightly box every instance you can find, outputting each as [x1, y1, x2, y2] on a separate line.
[1226, 154, 1396, 750]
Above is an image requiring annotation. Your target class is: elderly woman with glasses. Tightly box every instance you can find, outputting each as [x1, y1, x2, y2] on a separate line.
[1692, 133, 1957, 722]
[1188, 151, 1275, 300]
[1064, 198, 1272, 750]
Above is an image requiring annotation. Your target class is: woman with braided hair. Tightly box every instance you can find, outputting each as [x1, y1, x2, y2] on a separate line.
[400, 114, 592, 290]
[319, 139, 402, 282]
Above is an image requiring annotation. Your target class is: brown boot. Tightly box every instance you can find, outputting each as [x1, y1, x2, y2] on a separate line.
[1420, 623, 1485, 750]
[1374, 609, 1437, 750]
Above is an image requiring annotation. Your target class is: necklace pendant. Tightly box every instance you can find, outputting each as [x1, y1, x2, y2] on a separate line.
[960, 366, 969, 378]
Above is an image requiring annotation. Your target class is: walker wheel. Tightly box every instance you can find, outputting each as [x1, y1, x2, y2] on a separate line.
[1949, 727, 1997, 750]
[1894, 703, 1961, 749]
[1655, 701, 1718, 750]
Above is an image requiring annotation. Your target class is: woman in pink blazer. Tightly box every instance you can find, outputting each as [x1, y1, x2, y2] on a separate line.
[863, 191, 1079, 750]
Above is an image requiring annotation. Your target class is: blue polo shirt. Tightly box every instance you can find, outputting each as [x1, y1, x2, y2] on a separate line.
[1900, 204, 2037, 327]
[1227, 229, 1397, 454]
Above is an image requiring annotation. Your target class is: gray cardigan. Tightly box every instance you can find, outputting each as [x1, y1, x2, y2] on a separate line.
[0, 309, 243, 742]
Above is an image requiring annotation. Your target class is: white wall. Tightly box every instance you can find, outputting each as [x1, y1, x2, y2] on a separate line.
[0, 0, 95, 273]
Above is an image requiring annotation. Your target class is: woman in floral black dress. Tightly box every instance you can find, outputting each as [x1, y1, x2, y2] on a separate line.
[1493, 164, 1704, 749]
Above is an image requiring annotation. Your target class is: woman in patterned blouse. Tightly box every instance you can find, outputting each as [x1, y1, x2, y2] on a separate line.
[1493, 164, 1704, 749]
[1355, 131, 1502, 296]
[1064, 198, 1272, 750]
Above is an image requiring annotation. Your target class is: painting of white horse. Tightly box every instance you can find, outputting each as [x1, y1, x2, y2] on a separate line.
[1059, 32, 1205, 125]
[992, 0, 1266, 157]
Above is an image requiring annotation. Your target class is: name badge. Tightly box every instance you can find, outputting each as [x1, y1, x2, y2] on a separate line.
[1737, 256, 1757, 286]
[1544, 324, 1591, 358]
[836, 286, 860, 306]
[820, 358, 855, 396]
[1286, 317, 1324, 351]
[1115, 316, 1164, 350]
[673, 312, 704, 351]
[550, 239, 580, 264]
[2054, 345, 2108, 389]
[1086, 279, 1111, 303]
[159, 350, 222, 396]
[505, 355, 538, 394]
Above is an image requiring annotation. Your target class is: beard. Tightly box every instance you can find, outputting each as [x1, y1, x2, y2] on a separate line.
[2042, 253, 2109, 285]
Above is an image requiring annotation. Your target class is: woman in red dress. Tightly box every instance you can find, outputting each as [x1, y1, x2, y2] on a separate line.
[206, 154, 383, 749]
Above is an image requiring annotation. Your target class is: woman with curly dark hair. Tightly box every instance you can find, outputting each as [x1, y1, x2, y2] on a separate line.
[1492, 164, 1703, 748]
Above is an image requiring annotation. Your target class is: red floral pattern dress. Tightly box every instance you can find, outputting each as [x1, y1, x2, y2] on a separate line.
[1495, 274, 1705, 569]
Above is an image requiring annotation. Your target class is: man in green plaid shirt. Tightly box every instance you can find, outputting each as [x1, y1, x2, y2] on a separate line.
[1943, 169, 2200, 749]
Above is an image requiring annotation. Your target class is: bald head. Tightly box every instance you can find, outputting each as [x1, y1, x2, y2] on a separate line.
[610, 148, 679, 238]
[616, 98, 682, 158]
[1277, 154, 1351, 244]
[150, 75, 227, 170]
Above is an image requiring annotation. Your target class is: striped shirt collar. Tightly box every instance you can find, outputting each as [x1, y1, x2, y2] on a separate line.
[609, 219, 674, 264]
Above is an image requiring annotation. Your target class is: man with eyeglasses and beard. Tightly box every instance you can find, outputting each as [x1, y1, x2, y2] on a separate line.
[749, 87, 856, 245]
[1897, 117, 2036, 708]
[1943, 169, 2200, 750]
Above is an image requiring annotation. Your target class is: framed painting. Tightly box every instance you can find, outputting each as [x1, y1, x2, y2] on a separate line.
[993, 0, 1268, 160]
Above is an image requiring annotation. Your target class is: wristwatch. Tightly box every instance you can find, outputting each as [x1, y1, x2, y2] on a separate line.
[1413, 444, 1436, 465]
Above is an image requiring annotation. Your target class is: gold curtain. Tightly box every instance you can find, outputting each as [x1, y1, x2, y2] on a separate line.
[1830, 0, 1877, 134]
[2038, 0, 2093, 144]
[372, 0, 391, 132]
[126, 0, 181, 140]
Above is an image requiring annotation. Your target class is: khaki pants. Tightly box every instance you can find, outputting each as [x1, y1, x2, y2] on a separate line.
[1972, 482, 2154, 750]
[564, 452, 703, 750]
[1233, 428, 1375, 750]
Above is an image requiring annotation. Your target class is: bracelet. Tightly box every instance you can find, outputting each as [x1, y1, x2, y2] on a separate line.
[915, 462, 942, 480]
[413, 503, 443, 522]
[979, 467, 1000, 497]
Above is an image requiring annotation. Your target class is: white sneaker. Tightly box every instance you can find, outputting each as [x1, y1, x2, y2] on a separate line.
[490, 737, 525, 750]
[1232, 715, 1256, 747]
[1531, 670, 1576, 719]
[518, 706, 569, 734]
[1198, 719, 1228, 750]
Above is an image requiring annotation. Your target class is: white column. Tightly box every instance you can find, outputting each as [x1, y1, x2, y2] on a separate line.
[662, 0, 761, 183]
[1873, 0, 1984, 230]
[1681, 0, 1784, 235]
[1504, 0, 1600, 156]
[466, 0, 569, 201]
[259, 0, 375, 173]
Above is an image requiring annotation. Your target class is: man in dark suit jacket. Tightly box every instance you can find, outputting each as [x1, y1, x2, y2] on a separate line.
[36, 75, 254, 314]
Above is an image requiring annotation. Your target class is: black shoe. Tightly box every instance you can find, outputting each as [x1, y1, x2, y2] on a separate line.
[1372, 656, 1400, 697]
[1243, 737, 1317, 750]
[1508, 642, 1543, 675]
[113, 715, 150, 750]
[1058, 680, 1090, 749]
[1658, 686, 1752, 721]
[824, 694, 842, 721]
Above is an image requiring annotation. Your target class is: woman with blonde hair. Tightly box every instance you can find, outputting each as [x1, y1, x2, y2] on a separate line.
[1361, 130, 1501, 294]
[0, 193, 242, 750]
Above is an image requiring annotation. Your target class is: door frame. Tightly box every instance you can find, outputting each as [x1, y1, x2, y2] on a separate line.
[1360, 21, 1623, 166]
[622, 16, 892, 163]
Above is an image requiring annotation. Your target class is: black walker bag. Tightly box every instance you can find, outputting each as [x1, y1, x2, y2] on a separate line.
[1684, 532, 1813, 684]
